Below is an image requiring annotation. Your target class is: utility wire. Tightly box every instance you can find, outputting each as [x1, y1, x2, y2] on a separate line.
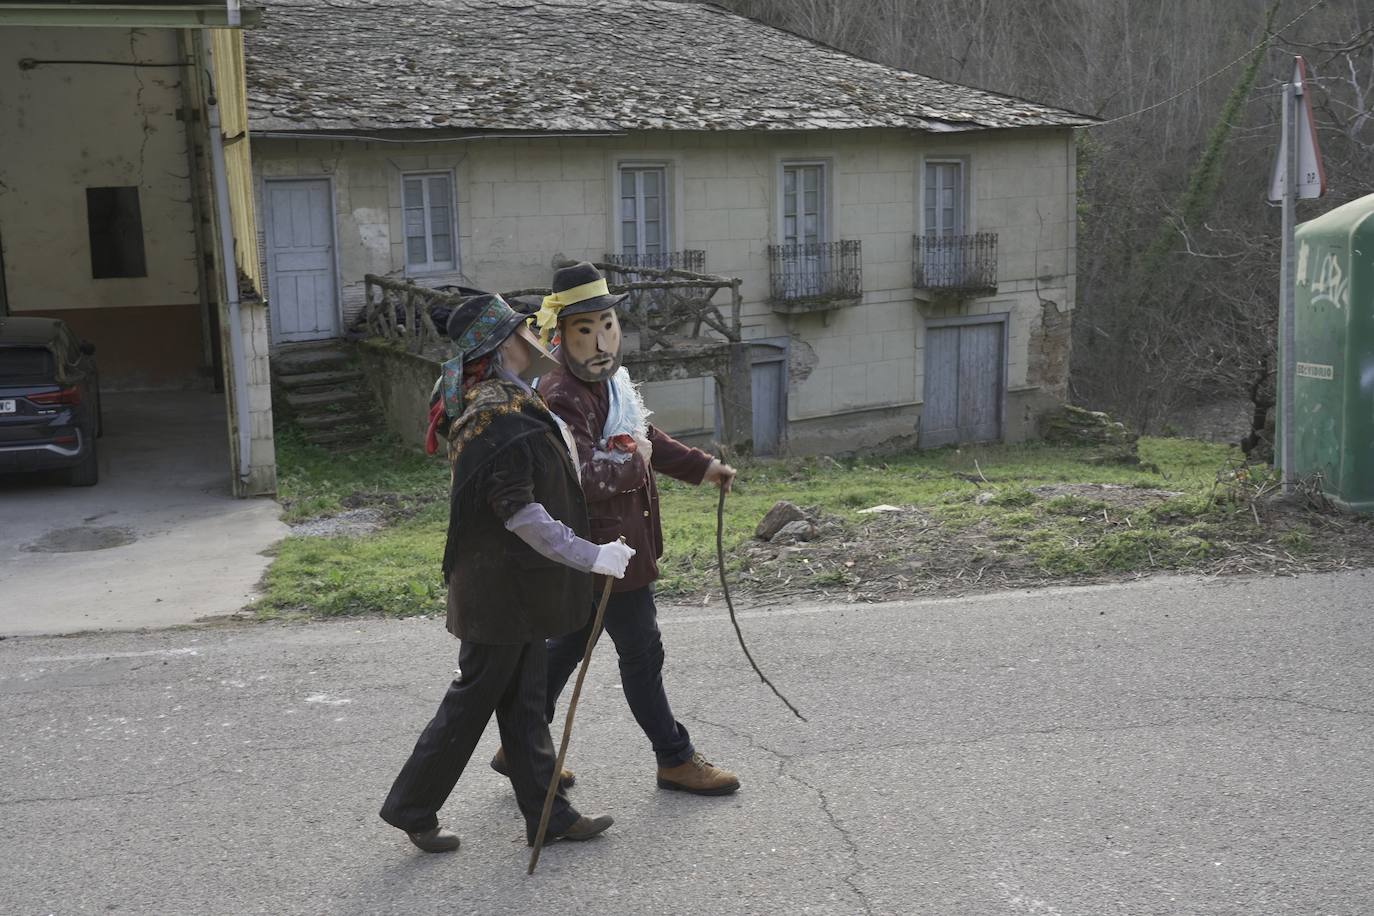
[1092, 0, 1327, 127]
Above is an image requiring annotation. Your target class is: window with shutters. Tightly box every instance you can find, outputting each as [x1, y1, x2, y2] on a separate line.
[618, 166, 668, 257]
[401, 172, 457, 274]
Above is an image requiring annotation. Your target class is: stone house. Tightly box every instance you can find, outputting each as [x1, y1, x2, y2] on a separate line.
[244, 0, 1094, 454]
[0, 1, 275, 494]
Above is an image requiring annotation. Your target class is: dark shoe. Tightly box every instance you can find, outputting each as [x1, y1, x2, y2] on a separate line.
[657, 752, 740, 796]
[406, 827, 460, 853]
[491, 746, 575, 790]
[529, 814, 614, 846]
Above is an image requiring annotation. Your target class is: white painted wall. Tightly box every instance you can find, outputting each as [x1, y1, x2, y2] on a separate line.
[253, 127, 1076, 443]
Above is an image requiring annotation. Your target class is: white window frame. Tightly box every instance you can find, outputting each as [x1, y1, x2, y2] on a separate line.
[401, 170, 459, 275]
[922, 157, 971, 238]
[776, 160, 830, 248]
[615, 162, 672, 257]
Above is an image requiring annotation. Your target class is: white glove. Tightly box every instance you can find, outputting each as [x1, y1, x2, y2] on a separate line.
[591, 540, 637, 578]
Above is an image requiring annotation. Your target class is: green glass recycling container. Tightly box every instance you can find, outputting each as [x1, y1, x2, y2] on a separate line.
[1291, 193, 1374, 512]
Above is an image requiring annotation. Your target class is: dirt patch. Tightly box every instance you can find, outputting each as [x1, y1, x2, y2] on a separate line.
[715, 486, 1374, 605]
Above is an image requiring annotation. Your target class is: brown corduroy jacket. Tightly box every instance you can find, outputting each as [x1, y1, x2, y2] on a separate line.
[539, 365, 713, 592]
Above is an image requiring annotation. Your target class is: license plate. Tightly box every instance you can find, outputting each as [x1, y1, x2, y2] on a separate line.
[0, 399, 15, 414]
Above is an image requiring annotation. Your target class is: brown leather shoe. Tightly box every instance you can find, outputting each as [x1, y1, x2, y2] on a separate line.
[530, 813, 614, 845]
[406, 827, 460, 853]
[491, 746, 575, 790]
[656, 752, 740, 796]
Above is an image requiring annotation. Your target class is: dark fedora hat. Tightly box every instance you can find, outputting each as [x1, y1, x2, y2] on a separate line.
[446, 293, 526, 362]
[549, 261, 627, 319]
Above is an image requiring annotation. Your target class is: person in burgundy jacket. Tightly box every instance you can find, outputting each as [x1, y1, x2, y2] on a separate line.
[520, 261, 740, 795]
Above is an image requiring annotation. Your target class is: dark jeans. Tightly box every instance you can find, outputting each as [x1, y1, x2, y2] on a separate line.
[380, 638, 577, 844]
[545, 585, 695, 767]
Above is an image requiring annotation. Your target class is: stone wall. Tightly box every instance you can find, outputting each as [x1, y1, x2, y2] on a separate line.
[353, 340, 441, 451]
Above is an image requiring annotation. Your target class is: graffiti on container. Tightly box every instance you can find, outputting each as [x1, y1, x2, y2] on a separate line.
[1309, 249, 1350, 311]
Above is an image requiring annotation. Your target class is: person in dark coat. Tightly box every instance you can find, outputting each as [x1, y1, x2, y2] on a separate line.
[520, 261, 741, 796]
[379, 293, 635, 853]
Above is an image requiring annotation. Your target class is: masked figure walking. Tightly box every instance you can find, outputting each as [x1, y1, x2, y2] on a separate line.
[379, 293, 636, 853]
[505, 261, 740, 796]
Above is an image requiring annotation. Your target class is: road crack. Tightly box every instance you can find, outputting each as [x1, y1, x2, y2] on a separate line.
[684, 713, 875, 915]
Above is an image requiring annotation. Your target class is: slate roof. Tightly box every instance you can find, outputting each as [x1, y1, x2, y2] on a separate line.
[245, 0, 1095, 135]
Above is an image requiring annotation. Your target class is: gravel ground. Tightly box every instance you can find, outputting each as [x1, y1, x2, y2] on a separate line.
[289, 508, 387, 538]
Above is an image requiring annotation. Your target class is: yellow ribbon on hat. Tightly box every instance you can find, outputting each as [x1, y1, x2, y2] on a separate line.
[533, 278, 612, 346]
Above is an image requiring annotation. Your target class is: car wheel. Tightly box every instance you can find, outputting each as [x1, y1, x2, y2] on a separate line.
[67, 437, 99, 487]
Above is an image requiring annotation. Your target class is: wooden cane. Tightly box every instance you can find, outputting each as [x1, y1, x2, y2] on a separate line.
[527, 566, 617, 875]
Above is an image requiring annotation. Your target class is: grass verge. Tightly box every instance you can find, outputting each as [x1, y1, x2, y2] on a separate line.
[257, 431, 1374, 619]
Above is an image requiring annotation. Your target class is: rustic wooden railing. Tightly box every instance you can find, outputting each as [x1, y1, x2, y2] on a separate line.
[362, 275, 456, 353]
[506, 259, 742, 352]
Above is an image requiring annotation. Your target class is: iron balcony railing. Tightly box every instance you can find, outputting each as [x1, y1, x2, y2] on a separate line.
[766, 239, 863, 307]
[913, 232, 998, 294]
[604, 249, 707, 273]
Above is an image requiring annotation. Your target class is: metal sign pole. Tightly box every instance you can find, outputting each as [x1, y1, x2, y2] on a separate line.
[1279, 75, 1297, 493]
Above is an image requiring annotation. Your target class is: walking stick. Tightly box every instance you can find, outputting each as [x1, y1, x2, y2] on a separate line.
[527, 568, 617, 875]
[717, 485, 806, 721]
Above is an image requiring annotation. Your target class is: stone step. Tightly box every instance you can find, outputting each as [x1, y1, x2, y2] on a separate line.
[277, 368, 365, 391]
[272, 344, 352, 375]
[295, 411, 378, 430]
[284, 386, 364, 411]
[303, 426, 384, 447]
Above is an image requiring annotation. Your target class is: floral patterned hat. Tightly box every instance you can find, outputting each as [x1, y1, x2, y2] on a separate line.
[446, 293, 526, 363]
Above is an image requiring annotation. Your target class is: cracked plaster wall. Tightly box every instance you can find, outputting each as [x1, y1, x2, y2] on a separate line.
[254, 127, 1076, 446]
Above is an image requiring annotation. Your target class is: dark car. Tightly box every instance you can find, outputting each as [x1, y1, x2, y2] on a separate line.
[0, 316, 102, 486]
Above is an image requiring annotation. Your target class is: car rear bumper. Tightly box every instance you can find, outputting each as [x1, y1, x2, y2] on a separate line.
[0, 429, 86, 472]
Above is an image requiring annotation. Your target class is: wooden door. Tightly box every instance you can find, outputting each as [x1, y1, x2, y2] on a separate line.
[922, 319, 1004, 447]
[266, 179, 338, 343]
[751, 358, 786, 456]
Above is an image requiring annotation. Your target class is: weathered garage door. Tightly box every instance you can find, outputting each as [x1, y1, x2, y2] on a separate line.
[751, 358, 786, 456]
[922, 316, 1005, 447]
[265, 179, 338, 343]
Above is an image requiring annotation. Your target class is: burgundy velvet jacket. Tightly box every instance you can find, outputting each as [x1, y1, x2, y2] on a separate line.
[538, 364, 714, 592]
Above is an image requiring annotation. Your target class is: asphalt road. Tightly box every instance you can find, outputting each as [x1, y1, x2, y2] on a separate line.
[2, 571, 1372, 916]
